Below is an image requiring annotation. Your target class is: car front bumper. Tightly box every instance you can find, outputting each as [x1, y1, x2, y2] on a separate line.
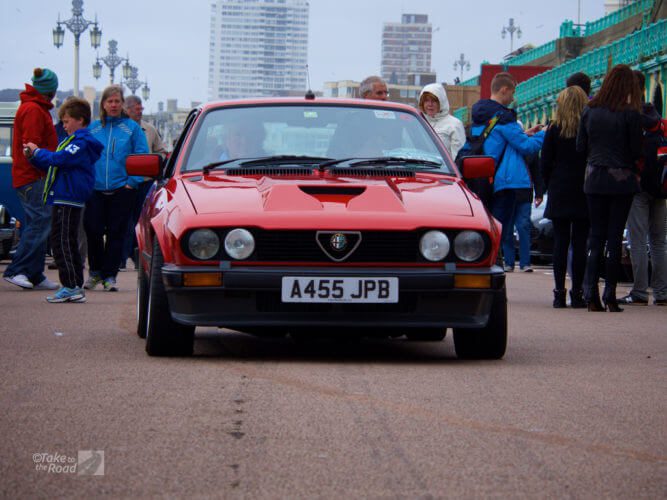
[160, 264, 505, 330]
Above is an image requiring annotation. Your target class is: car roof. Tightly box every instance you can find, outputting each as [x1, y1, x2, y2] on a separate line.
[197, 97, 419, 114]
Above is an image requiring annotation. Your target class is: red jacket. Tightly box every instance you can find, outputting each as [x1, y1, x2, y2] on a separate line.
[11, 85, 58, 188]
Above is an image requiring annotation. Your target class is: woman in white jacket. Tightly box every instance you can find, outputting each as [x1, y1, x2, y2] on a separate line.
[418, 83, 466, 159]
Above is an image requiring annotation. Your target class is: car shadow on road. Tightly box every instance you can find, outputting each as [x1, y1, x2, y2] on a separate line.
[186, 328, 499, 365]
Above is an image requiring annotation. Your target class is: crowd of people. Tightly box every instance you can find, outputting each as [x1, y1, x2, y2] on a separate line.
[2, 66, 665, 310]
[453, 65, 665, 310]
[362, 68, 665, 310]
[3, 69, 165, 302]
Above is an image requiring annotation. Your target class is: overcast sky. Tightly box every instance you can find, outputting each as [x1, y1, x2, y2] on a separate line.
[0, 0, 606, 113]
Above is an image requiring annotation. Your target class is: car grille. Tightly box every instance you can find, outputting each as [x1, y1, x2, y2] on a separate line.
[253, 230, 420, 262]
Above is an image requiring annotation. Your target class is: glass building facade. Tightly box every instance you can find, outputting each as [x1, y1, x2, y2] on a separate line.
[208, 0, 309, 100]
[381, 14, 432, 86]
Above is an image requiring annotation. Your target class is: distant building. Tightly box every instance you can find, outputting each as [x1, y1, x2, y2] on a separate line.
[208, 0, 309, 100]
[381, 14, 433, 86]
[604, 0, 635, 14]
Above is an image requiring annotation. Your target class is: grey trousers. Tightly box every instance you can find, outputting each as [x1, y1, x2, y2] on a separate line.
[626, 191, 667, 301]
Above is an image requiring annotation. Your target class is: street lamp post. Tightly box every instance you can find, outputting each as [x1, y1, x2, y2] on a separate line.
[93, 40, 131, 85]
[52, 0, 102, 97]
[501, 18, 522, 52]
[122, 66, 151, 101]
[453, 53, 471, 80]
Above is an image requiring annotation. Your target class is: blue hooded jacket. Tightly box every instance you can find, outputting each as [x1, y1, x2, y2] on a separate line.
[471, 99, 544, 192]
[31, 127, 104, 207]
[89, 115, 148, 191]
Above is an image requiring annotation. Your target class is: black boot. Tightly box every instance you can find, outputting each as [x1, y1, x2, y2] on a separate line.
[586, 287, 604, 312]
[602, 287, 623, 312]
[553, 289, 566, 308]
[569, 289, 586, 309]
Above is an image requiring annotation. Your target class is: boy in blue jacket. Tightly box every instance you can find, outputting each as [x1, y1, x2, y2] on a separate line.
[469, 72, 545, 272]
[23, 97, 104, 303]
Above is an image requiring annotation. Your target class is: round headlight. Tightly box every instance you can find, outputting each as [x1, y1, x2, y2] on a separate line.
[419, 230, 450, 261]
[454, 231, 485, 262]
[188, 229, 220, 260]
[224, 228, 255, 260]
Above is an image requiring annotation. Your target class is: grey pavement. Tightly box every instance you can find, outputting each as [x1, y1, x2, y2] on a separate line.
[0, 261, 665, 498]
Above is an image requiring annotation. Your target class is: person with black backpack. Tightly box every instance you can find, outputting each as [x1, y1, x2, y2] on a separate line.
[619, 71, 666, 306]
[458, 72, 545, 272]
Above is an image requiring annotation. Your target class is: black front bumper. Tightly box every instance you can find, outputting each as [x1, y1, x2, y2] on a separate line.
[161, 265, 505, 329]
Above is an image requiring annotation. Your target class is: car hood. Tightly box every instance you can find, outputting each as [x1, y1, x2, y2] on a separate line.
[182, 174, 474, 221]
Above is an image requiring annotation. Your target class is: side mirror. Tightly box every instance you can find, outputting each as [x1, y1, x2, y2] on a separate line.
[461, 156, 495, 179]
[126, 154, 162, 178]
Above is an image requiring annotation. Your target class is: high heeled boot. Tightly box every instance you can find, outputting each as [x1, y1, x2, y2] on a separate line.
[586, 287, 604, 312]
[602, 287, 623, 312]
[569, 289, 586, 309]
[553, 289, 566, 308]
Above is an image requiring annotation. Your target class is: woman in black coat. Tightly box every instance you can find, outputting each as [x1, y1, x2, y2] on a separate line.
[540, 86, 589, 308]
[576, 64, 643, 312]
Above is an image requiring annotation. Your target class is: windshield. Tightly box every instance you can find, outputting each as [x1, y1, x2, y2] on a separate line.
[181, 104, 454, 174]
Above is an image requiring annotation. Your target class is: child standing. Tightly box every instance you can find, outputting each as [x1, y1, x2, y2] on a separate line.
[23, 97, 103, 303]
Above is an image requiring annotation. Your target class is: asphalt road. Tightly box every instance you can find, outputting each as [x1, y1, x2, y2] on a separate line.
[1, 262, 665, 498]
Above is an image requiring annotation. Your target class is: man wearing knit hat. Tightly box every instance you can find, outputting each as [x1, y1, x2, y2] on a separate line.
[3, 68, 60, 290]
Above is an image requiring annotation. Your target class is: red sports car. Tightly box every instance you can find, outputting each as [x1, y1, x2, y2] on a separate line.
[127, 97, 505, 358]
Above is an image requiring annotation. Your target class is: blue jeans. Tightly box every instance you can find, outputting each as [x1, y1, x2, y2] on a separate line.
[492, 189, 531, 269]
[513, 200, 532, 269]
[3, 178, 51, 284]
[626, 192, 666, 301]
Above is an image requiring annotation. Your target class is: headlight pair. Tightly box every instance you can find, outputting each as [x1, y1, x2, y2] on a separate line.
[419, 230, 485, 262]
[188, 228, 255, 260]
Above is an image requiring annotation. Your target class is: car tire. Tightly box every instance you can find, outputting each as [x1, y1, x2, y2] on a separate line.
[136, 262, 148, 339]
[405, 328, 446, 341]
[453, 287, 507, 360]
[145, 240, 195, 356]
[0, 239, 10, 261]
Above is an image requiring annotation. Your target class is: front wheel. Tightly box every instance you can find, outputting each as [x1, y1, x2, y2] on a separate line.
[453, 288, 507, 360]
[145, 240, 195, 356]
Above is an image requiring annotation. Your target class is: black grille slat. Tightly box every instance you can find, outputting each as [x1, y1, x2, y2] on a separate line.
[330, 169, 415, 178]
[225, 167, 314, 176]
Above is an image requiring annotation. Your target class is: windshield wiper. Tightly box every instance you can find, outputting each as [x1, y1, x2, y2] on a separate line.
[238, 155, 332, 167]
[320, 156, 442, 170]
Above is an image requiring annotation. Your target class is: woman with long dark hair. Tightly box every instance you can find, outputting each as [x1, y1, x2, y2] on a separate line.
[577, 64, 643, 312]
[541, 86, 590, 308]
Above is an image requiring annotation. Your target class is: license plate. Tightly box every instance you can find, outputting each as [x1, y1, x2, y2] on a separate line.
[281, 277, 398, 303]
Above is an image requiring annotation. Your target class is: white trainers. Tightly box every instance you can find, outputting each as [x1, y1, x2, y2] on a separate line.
[84, 274, 103, 290]
[4, 274, 34, 289]
[34, 277, 59, 290]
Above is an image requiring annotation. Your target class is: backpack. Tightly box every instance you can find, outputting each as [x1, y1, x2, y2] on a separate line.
[640, 118, 667, 199]
[455, 115, 503, 207]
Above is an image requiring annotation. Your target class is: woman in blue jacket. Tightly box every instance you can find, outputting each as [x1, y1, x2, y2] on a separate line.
[83, 85, 148, 292]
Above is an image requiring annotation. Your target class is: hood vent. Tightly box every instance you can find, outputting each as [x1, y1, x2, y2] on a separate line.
[330, 168, 415, 178]
[299, 186, 366, 196]
[225, 167, 315, 177]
